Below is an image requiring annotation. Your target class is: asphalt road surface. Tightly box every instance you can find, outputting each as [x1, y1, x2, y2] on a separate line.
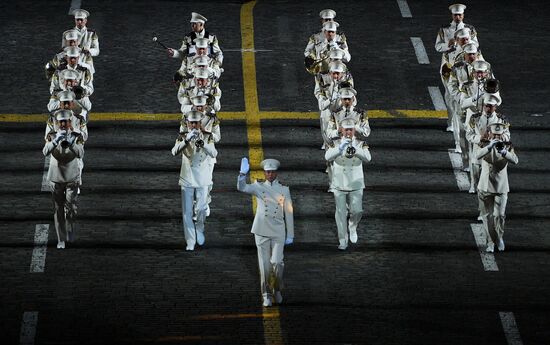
[1, 0, 550, 344]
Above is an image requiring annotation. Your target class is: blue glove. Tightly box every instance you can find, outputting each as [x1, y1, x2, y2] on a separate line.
[499, 148, 508, 156]
[487, 139, 499, 149]
[240, 157, 250, 175]
[285, 237, 293, 245]
[338, 138, 351, 152]
[52, 131, 65, 146]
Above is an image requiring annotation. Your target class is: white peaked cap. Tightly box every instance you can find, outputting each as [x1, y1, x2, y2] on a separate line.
[455, 27, 471, 38]
[193, 68, 210, 79]
[191, 95, 208, 106]
[473, 60, 491, 72]
[186, 110, 204, 122]
[329, 60, 345, 73]
[55, 109, 73, 121]
[261, 159, 280, 171]
[319, 9, 336, 19]
[63, 29, 80, 41]
[193, 55, 211, 66]
[483, 94, 501, 105]
[462, 42, 478, 54]
[73, 9, 90, 19]
[57, 90, 75, 102]
[329, 48, 346, 60]
[449, 4, 467, 14]
[488, 122, 506, 134]
[339, 87, 357, 99]
[59, 69, 80, 80]
[323, 21, 339, 32]
[190, 12, 207, 23]
[340, 118, 356, 129]
[64, 46, 81, 57]
[193, 37, 209, 48]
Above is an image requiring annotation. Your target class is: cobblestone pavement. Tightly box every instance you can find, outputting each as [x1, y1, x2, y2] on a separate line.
[1, 0, 550, 344]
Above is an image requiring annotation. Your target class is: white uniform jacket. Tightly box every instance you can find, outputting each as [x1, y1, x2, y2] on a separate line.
[237, 177, 294, 239]
[314, 75, 354, 111]
[178, 80, 222, 113]
[72, 26, 100, 57]
[304, 31, 351, 62]
[435, 21, 478, 54]
[325, 106, 370, 140]
[172, 30, 223, 66]
[49, 63, 94, 96]
[466, 112, 510, 164]
[172, 133, 217, 188]
[476, 145, 518, 194]
[43, 131, 85, 183]
[325, 138, 371, 191]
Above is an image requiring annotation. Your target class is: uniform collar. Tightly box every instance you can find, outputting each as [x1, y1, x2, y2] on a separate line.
[450, 21, 465, 31]
[343, 105, 354, 113]
[264, 178, 279, 186]
[74, 26, 87, 33]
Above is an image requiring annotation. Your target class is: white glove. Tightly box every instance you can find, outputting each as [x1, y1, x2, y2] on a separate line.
[487, 139, 499, 149]
[66, 132, 77, 145]
[240, 157, 250, 175]
[338, 138, 351, 152]
[499, 148, 508, 156]
[52, 131, 65, 146]
[285, 237, 293, 245]
[185, 131, 195, 141]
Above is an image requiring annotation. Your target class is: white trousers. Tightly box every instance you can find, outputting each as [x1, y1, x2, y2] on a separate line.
[333, 189, 364, 246]
[181, 186, 209, 246]
[52, 181, 79, 243]
[320, 109, 332, 146]
[478, 191, 508, 245]
[254, 234, 285, 298]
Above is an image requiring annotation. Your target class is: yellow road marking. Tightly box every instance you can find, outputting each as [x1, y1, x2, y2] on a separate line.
[397, 109, 447, 118]
[241, 0, 264, 180]
[241, 2, 284, 345]
[0, 110, 446, 122]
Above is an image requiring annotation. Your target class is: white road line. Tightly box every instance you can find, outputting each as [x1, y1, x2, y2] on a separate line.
[470, 223, 499, 271]
[410, 37, 430, 64]
[20, 311, 38, 345]
[68, 0, 81, 15]
[30, 224, 49, 273]
[41, 156, 51, 192]
[397, 0, 412, 18]
[447, 149, 470, 191]
[499, 312, 524, 345]
[428, 86, 447, 110]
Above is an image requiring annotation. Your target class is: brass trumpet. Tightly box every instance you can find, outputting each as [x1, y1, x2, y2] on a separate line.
[344, 135, 355, 158]
[345, 145, 356, 158]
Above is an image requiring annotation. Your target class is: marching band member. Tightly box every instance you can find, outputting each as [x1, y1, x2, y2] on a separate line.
[476, 122, 518, 253]
[325, 118, 371, 250]
[43, 110, 85, 249]
[171, 111, 218, 251]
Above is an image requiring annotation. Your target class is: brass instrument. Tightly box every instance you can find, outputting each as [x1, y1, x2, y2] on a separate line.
[305, 55, 329, 75]
[441, 62, 453, 80]
[480, 139, 512, 149]
[484, 78, 500, 93]
[344, 134, 355, 158]
[345, 145, 356, 158]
